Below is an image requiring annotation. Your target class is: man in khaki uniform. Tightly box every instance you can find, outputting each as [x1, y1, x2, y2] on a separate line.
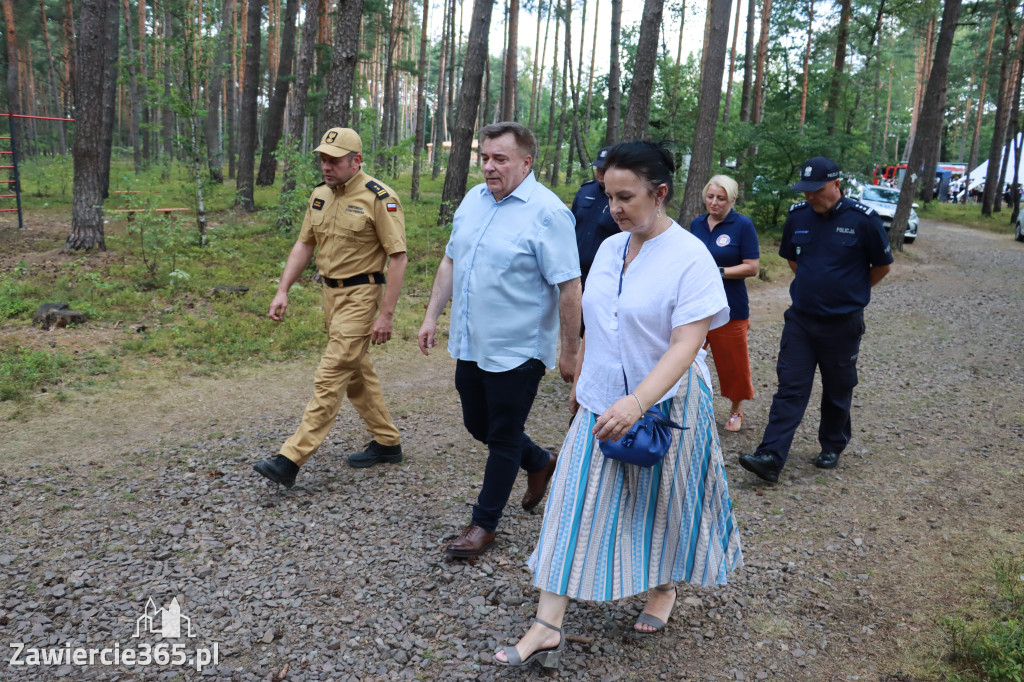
[253, 127, 408, 489]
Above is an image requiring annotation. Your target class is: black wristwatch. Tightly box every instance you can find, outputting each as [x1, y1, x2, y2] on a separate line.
[719, 267, 725, 277]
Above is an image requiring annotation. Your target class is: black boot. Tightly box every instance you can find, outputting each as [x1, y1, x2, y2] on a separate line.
[253, 455, 299, 488]
[347, 440, 403, 468]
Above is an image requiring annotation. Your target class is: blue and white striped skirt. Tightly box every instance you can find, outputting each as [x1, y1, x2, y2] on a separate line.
[528, 366, 743, 600]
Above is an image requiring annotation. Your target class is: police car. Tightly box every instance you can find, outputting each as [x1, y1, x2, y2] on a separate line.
[853, 185, 919, 243]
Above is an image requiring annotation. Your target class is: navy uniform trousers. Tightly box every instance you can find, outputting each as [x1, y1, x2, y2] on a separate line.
[756, 307, 866, 466]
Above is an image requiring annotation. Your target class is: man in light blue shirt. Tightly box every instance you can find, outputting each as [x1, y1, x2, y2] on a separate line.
[418, 122, 582, 558]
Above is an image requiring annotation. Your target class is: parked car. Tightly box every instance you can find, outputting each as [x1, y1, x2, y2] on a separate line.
[853, 185, 919, 243]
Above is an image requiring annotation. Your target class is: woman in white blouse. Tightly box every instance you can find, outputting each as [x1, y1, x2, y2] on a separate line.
[494, 141, 744, 669]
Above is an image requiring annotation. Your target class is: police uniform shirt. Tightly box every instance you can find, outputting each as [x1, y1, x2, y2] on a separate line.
[689, 209, 760, 320]
[298, 169, 407, 280]
[779, 197, 892, 317]
[571, 179, 620, 284]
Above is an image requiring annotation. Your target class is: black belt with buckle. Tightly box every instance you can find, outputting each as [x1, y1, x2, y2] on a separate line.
[322, 272, 386, 288]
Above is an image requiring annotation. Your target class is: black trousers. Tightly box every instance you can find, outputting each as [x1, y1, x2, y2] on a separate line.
[756, 307, 865, 468]
[455, 359, 550, 533]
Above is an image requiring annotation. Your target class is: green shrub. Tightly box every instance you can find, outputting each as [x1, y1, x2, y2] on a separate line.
[942, 557, 1024, 681]
[0, 344, 71, 401]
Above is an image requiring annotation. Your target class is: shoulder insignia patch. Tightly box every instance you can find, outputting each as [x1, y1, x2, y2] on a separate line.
[386, 201, 398, 212]
[852, 201, 874, 215]
[366, 180, 390, 199]
[311, 198, 325, 210]
[789, 201, 808, 213]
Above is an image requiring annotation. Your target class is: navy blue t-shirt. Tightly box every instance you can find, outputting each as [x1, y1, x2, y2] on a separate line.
[571, 179, 620, 287]
[690, 209, 760, 320]
[779, 197, 893, 316]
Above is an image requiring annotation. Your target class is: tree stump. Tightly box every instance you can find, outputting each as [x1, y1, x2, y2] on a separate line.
[33, 303, 87, 330]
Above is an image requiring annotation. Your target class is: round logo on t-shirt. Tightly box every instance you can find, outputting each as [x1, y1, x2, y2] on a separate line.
[716, 234, 731, 247]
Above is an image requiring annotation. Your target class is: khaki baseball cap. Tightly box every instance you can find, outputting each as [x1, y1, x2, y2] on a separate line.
[314, 127, 362, 156]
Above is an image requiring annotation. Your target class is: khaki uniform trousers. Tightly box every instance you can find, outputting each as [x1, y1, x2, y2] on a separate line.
[280, 283, 401, 466]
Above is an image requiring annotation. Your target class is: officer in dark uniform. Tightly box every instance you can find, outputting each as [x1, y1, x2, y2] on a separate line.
[571, 146, 620, 290]
[739, 157, 892, 483]
[253, 127, 408, 488]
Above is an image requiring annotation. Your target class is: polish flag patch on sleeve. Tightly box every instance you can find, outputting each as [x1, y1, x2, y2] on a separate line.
[386, 202, 398, 212]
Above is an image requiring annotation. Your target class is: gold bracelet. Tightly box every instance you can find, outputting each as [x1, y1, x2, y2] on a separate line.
[632, 393, 644, 415]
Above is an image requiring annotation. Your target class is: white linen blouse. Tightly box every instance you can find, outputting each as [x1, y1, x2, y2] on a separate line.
[574, 221, 730, 416]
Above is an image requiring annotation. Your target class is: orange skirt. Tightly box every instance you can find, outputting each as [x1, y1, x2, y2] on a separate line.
[705, 318, 754, 402]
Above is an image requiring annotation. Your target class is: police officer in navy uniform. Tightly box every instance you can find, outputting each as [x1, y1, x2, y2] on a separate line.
[571, 146, 620, 291]
[739, 157, 892, 483]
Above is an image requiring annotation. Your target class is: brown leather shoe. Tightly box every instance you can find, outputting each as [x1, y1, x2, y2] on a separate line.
[445, 524, 496, 558]
[522, 450, 557, 512]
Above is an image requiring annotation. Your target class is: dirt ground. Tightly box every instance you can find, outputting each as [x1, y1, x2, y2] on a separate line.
[1, 216, 1022, 681]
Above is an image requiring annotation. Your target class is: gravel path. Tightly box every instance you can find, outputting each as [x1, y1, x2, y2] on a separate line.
[2, 219, 1022, 681]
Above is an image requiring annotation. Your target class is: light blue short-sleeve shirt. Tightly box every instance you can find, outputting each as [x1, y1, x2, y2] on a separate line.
[445, 171, 580, 372]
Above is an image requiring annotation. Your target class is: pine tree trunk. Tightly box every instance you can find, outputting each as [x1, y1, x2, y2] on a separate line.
[323, 0, 364, 127]
[891, 0, 962, 248]
[235, 0, 262, 211]
[799, 1, 812, 130]
[431, 0, 450, 179]
[678, 0, 732, 223]
[257, 0, 299, 185]
[0, 0, 22, 155]
[65, 0, 115, 252]
[501, 0, 518, 120]
[983, 14, 1015, 216]
[968, 12, 1000, 175]
[605, 0, 621, 145]
[411, 0, 429, 200]
[437, 0, 493, 227]
[621, 0, 664, 140]
[38, 0, 68, 153]
[100, 0, 119, 197]
[824, 0, 850, 137]
[205, 0, 235, 184]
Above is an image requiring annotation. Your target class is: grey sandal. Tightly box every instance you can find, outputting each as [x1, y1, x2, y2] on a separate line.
[634, 584, 677, 634]
[495, 617, 564, 669]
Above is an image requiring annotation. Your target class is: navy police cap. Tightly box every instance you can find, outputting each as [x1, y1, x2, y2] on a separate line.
[791, 156, 841, 192]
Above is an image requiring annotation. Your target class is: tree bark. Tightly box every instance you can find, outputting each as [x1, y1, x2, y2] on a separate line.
[437, 0, 493, 227]
[678, 0, 733, 223]
[120, 0, 142, 170]
[235, 0, 262, 211]
[39, 0, 68, 152]
[799, 0, 813, 130]
[891, 0, 962, 250]
[605, 0, 622, 145]
[501, 0, 518, 120]
[100, 0, 119, 197]
[323, 0, 364, 127]
[825, 0, 850, 137]
[411, 0, 430, 200]
[65, 0, 116, 252]
[968, 12, 1000, 176]
[160, 10, 174, 167]
[257, 0, 299, 185]
[1, 0, 22, 155]
[983, 11, 1015, 216]
[431, 0, 451, 179]
[621, 0, 664, 140]
[205, 0, 236, 184]
[751, 0, 771, 125]
[738, 0, 755, 123]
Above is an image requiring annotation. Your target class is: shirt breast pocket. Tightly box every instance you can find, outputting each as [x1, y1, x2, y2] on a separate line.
[485, 235, 525, 271]
[334, 214, 370, 233]
[831, 232, 859, 247]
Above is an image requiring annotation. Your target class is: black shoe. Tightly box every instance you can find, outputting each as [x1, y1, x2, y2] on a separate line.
[253, 455, 299, 488]
[347, 440, 403, 468]
[813, 451, 840, 469]
[738, 452, 781, 483]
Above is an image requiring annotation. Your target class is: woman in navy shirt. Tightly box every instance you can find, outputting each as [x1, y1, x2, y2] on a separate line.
[690, 175, 760, 431]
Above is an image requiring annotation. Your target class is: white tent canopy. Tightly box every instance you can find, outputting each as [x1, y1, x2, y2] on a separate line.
[967, 132, 1024, 190]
